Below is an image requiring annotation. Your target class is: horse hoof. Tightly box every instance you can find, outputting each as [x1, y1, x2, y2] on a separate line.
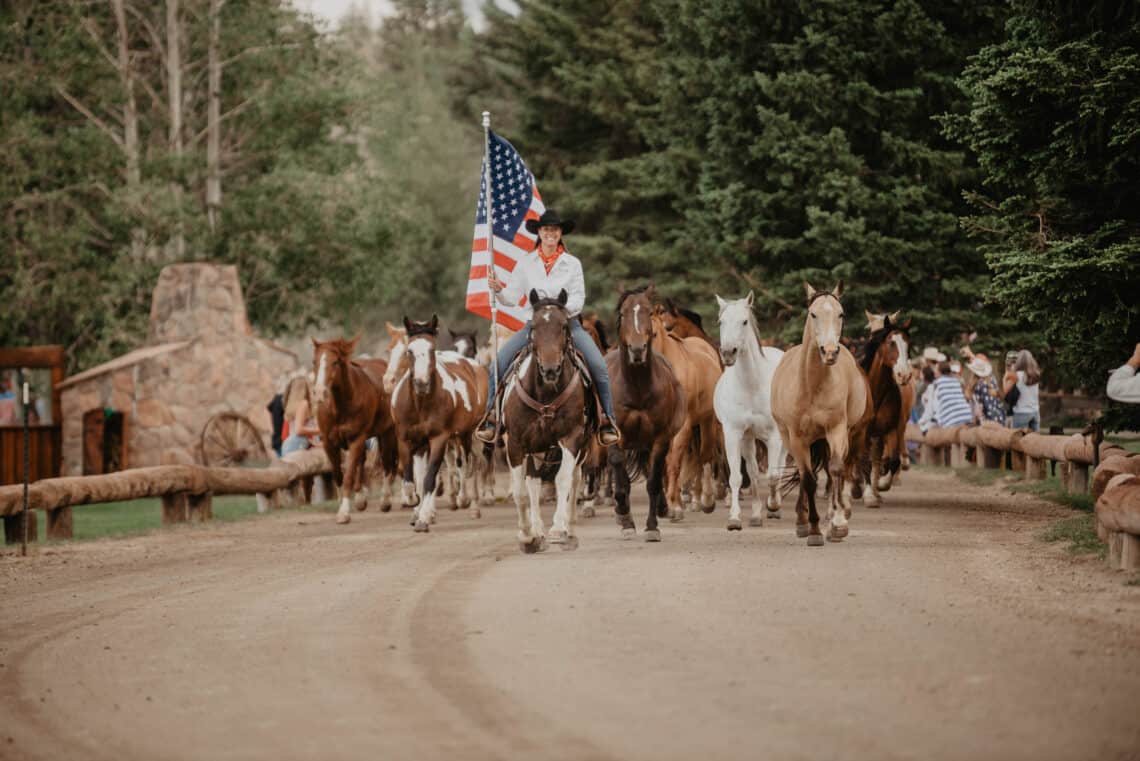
[480, 495, 495, 507]
[829, 524, 849, 541]
[748, 516, 764, 527]
[844, 508, 852, 520]
[548, 529, 567, 544]
[796, 524, 810, 538]
[670, 510, 685, 523]
[701, 503, 716, 514]
[449, 503, 460, 511]
[727, 519, 742, 531]
[353, 498, 368, 512]
[865, 500, 880, 509]
[561, 535, 579, 551]
[580, 506, 596, 518]
[766, 509, 781, 519]
[413, 520, 430, 533]
[380, 503, 392, 513]
[468, 507, 481, 520]
[519, 537, 543, 554]
[336, 513, 350, 525]
[807, 534, 824, 547]
[621, 528, 636, 540]
[644, 529, 661, 542]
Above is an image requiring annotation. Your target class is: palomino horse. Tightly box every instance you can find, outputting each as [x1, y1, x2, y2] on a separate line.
[311, 337, 399, 525]
[607, 285, 686, 541]
[502, 290, 592, 553]
[389, 316, 486, 531]
[649, 303, 722, 518]
[771, 282, 871, 546]
[713, 292, 786, 530]
[859, 311, 915, 507]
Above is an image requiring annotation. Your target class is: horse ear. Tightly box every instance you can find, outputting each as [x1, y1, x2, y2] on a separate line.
[832, 280, 844, 299]
[558, 288, 568, 306]
[529, 288, 540, 306]
[429, 314, 439, 333]
[746, 290, 754, 307]
[402, 316, 412, 333]
[803, 283, 817, 303]
[901, 318, 912, 330]
[311, 337, 320, 349]
[715, 294, 727, 312]
[889, 310, 901, 324]
[349, 333, 361, 351]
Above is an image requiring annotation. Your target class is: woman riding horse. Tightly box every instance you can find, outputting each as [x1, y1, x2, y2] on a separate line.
[476, 209, 621, 447]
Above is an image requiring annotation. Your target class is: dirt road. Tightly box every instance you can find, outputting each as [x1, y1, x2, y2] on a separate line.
[1, 468, 1138, 761]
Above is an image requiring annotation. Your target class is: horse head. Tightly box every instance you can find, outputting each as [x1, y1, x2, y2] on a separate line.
[652, 299, 679, 333]
[617, 283, 656, 365]
[715, 291, 760, 366]
[311, 335, 359, 405]
[402, 315, 439, 397]
[448, 328, 478, 359]
[804, 281, 845, 366]
[529, 289, 572, 387]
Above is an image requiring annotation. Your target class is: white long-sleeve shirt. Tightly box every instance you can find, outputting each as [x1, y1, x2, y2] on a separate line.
[1107, 364, 1140, 404]
[495, 249, 585, 320]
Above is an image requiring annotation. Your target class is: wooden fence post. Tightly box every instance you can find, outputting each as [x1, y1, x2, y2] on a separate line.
[1068, 464, 1089, 494]
[312, 474, 334, 503]
[188, 492, 213, 522]
[162, 492, 189, 524]
[45, 506, 73, 539]
[1025, 457, 1047, 481]
[256, 490, 280, 513]
[4, 512, 37, 544]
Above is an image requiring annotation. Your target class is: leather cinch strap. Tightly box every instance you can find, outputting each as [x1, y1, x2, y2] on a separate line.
[513, 371, 581, 426]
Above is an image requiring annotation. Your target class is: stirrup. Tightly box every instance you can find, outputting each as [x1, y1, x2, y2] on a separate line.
[475, 415, 498, 444]
[597, 420, 622, 447]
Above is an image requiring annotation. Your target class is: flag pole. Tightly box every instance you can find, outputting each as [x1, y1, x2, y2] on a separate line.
[482, 111, 499, 386]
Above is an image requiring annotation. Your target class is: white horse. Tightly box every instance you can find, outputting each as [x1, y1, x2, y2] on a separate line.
[713, 292, 787, 530]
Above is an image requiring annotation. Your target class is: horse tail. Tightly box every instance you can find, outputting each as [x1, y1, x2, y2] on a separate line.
[779, 439, 830, 498]
[622, 449, 650, 484]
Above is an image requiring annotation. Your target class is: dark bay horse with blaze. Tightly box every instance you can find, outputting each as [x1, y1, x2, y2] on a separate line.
[771, 282, 871, 546]
[607, 285, 686, 541]
[311, 337, 398, 525]
[502, 289, 593, 553]
[859, 311, 915, 507]
[390, 316, 485, 532]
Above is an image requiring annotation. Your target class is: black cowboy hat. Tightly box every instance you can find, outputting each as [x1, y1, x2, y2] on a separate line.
[524, 209, 575, 236]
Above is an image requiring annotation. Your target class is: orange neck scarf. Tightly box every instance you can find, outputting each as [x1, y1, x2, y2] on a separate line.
[538, 243, 565, 274]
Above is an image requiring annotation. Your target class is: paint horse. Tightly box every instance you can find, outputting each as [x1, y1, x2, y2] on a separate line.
[502, 289, 593, 553]
[713, 292, 786, 530]
[606, 285, 686, 541]
[770, 282, 871, 546]
[311, 337, 399, 525]
[389, 316, 486, 531]
[649, 301, 723, 518]
[858, 311, 915, 507]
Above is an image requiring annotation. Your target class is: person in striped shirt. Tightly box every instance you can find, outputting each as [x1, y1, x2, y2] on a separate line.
[919, 362, 974, 431]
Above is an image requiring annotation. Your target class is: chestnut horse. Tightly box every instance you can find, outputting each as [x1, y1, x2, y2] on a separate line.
[502, 290, 592, 553]
[607, 285, 686, 541]
[649, 306, 723, 518]
[770, 282, 871, 546]
[311, 337, 398, 525]
[653, 299, 718, 353]
[858, 311, 915, 507]
[390, 316, 485, 532]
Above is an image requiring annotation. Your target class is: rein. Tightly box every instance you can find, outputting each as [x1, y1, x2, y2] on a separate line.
[514, 367, 581, 426]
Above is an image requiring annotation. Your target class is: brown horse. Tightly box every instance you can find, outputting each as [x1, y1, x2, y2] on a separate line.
[311, 337, 398, 525]
[502, 289, 592, 553]
[606, 284, 686, 541]
[653, 299, 719, 353]
[649, 309, 723, 518]
[390, 316, 486, 532]
[770, 282, 871, 546]
[858, 311, 915, 507]
[576, 310, 612, 516]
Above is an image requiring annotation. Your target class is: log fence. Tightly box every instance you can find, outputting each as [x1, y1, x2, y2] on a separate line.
[0, 448, 335, 544]
[906, 422, 1140, 571]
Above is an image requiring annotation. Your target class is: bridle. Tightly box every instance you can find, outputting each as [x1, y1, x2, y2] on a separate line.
[514, 306, 579, 427]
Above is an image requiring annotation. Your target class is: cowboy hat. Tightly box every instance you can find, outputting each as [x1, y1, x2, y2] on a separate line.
[967, 355, 993, 378]
[524, 209, 575, 236]
[922, 346, 947, 363]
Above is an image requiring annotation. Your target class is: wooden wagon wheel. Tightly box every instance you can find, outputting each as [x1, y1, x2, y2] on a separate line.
[199, 412, 270, 467]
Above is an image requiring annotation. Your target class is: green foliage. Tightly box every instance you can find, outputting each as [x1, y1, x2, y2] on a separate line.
[943, 0, 1140, 426]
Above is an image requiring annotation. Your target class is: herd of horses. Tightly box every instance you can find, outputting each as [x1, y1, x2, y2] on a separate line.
[307, 281, 916, 553]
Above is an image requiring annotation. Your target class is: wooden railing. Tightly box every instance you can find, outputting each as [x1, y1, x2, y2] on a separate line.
[906, 422, 1140, 571]
[0, 448, 334, 543]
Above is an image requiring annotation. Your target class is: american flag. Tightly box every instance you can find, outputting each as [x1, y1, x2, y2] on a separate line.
[466, 130, 544, 330]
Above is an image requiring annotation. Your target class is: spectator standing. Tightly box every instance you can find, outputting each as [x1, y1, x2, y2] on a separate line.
[967, 354, 1006, 424]
[1106, 343, 1140, 403]
[281, 377, 319, 455]
[1003, 349, 1041, 431]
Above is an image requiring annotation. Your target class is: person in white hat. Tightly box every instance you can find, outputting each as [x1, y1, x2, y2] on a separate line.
[922, 346, 947, 367]
[967, 354, 1005, 424]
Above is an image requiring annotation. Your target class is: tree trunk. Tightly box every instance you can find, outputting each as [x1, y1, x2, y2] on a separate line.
[166, 0, 186, 258]
[206, 0, 223, 233]
[111, 0, 144, 260]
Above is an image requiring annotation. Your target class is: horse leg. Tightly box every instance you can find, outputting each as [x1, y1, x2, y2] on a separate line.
[565, 461, 582, 550]
[764, 432, 785, 520]
[549, 444, 577, 544]
[644, 443, 668, 542]
[459, 439, 480, 518]
[412, 437, 448, 533]
[401, 453, 418, 509]
[741, 436, 765, 528]
[825, 429, 851, 542]
[441, 443, 459, 510]
[866, 436, 884, 508]
[697, 420, 718, 510]
[665, 426, 690, 521]
[877, 430, 900, 494]
[608, 445, 635, 538]
[411, 452, 428, 526]
[336, 437, 366, 525]
[525, 461, 547, 549]
[352, 439, 371, 513]
[724, 428, 744, 531]
[509, 454, 540, 553]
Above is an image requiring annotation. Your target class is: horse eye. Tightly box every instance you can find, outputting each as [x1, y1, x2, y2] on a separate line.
[810, 313, 817, 319]
[742, 320, 747, 326]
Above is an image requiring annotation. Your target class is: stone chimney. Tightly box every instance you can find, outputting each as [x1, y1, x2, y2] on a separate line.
[147, 263, 252, 345]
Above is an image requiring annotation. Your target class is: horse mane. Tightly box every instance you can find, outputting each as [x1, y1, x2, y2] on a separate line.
[616, 284, 652, 314]
[406, 321, 437, 337]
[858, 319, 911, 374]
[318, 337, 358, 358]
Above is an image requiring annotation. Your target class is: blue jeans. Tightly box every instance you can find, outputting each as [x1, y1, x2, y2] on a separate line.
[281, 434, 311, 455]
[1012, 412, 1039, 432]
[486, 319, 616, 420]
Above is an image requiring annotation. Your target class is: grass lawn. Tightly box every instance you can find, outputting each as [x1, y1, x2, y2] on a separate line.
[1106, 435, 1140, 454]
[68, 495, 264, 541]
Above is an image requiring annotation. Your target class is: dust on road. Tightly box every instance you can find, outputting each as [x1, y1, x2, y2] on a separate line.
[1, 468, 1138, 761]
